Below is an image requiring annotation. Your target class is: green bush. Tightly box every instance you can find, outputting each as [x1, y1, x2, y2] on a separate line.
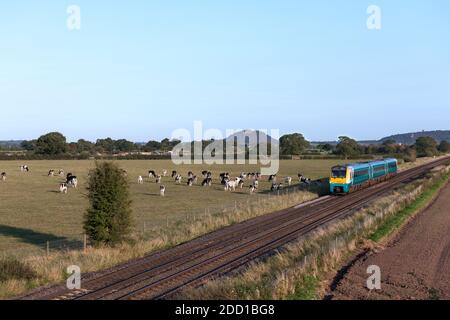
[84, 162, 133, 246]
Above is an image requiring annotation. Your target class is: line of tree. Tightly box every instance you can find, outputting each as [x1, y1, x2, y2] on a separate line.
[18, 132, 181, 157]
[10, 131, 450, 161]
[332, 135, 449, 162]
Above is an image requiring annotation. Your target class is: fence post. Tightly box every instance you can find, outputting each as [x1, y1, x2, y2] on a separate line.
[83, 234, 87, 253]
[46, 241, 50, 256]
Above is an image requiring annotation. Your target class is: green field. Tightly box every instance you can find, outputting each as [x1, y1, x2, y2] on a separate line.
[0, 159, 350, 254]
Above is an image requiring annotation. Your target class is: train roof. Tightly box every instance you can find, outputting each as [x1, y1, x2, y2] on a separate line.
[337, 158, 398, 170]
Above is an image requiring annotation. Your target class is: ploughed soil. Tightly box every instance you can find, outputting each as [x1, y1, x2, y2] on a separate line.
[328, 182, 450, 300]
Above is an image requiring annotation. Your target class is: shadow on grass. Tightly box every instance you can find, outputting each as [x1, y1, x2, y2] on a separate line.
[0, 225, 83, 250]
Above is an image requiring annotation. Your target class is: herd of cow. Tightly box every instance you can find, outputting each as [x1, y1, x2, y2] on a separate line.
[0, 165, 312, 197]
[0, 165, 78, 194]
[138, 170, 312, 196]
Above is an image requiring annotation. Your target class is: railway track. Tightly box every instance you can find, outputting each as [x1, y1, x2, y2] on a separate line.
[22, 157, 450, 300]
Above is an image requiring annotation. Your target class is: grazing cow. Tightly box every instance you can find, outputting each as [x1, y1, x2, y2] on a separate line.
[220, 173, 230, 185]
[175, 175, 182, 184]
[224, 179, 238, 191]
[171, 170, 178, 178]
[237, 178, 244, 189]
[59, 169, 65, 177]
[271, 183, 283, 191]
[240, 172, 247, 179]
[253, 180, 259, 188]
[285, 177, 292, 186]
[59, 183, 68, 194]
[160, 185, 166, 197]
[249, 185, 257, 194]
[187, 171, 194, 178]
[66, 173, 78, 188]
[156, 175, 162, 184]
[1, 172, 6, 181]
[187, 178, 194, 187]
[138, 176, 144, 184]
[268, 174, 277, 182]
[202, 178, 212, 187]
[20, 165, 29, 172]
[48, 170, 55, 177]
[148, 170, 156, 178]
[201, 170, 208, 178]
[162, 170, 167, 177]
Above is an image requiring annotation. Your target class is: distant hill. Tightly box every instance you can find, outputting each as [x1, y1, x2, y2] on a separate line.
[0, 140, 23, 147]
[380, 130, 450, 145]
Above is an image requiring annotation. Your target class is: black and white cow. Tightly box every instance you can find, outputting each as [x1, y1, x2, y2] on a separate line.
[1, 172, 6, 181]
[66, 173, 78, 188]
[59, 183, 68, 194]
[237, 177, 244, 189]
[175, 174, 182, 184]
[160, 185, 166, 197]
[171, 170, 178, 178]
[219, 173, 230, 185]
[48, 170, 55, 177]
[202, 178, 212, 187]
[271, 182, 283, 191]
[268, 174, 277, 182]
[148, 170, 156, 178]
[20, 165, 29, 172]
[156, 175, 162, 184]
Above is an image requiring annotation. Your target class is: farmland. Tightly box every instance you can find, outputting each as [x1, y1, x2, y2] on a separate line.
[0, 159, 360, 255]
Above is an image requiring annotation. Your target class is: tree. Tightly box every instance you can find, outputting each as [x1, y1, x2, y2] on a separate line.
[335, 136, 360, 158]
[77, 139, 95, 154]
[20, 140, 37, 151]
[142, 140, 162, 152]
[84, 162, 133, 246]
[317, 143, 334, 152]
[36, 132, 67, 155]
[279, 133, 310, 155]
[403, 147, 417, 163]
[95, 138, 115, 154]
[415, 136, 438, 157]
[114, 139, 135, 152]
[438, 140, 450, 153]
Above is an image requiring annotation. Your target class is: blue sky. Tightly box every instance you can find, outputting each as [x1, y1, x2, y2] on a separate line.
[1, 1, 449, 142]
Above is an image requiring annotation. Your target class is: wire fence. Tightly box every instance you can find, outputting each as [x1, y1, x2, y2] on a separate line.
[1, 180, 328, 261]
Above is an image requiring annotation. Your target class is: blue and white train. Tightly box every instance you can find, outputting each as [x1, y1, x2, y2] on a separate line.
[330, 158, 398, 194]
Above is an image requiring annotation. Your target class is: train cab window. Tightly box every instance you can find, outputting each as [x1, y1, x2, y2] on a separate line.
[332, 167, 347, 178]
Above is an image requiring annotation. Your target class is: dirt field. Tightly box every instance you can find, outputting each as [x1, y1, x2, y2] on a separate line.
[329, 181, 450, 300]
[0, 159, 348, 254]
